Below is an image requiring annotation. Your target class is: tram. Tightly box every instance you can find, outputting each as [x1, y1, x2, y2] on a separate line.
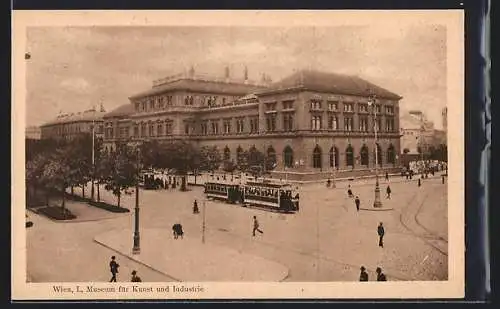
[203, 180, 299, 213]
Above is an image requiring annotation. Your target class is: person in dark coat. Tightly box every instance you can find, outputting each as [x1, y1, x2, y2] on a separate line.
[109, 256, 120, 282]
[376, 267, 387, 281]
[252, 216, 264, 236]
[172, 223, 184, 239]
[359, 266, 369, 281]
[386, 185, 391, 199]
[442, 174, 445, 184]
[354, 196, 360, 212]
[193, 200, 199, 214]
[377, 222, 385, 248]
[418, 178, 421, 187]
[347, 185, 353, 198]
[131, 270, 142, 282]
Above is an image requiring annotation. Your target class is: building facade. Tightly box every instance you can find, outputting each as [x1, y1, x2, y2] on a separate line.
[25, 126, 41, 140]
[40, 109, 106, 140]
[103, 69, 403, 180]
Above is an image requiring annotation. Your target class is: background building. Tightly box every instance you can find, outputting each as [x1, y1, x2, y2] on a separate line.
[25, 126, 41, 140]
[40, 107, 106, 140]
[103, 68, 403, 180]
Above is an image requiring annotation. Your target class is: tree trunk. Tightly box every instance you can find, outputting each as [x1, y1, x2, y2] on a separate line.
[61, 188, 66, 219]
[97, 183, 100, 201]
[82, 185, 85, 198]
[117, 192, 121, 208]
[70, 186, 74, 195]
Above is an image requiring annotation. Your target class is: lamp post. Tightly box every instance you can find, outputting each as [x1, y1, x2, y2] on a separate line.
[368, 94, 382, 208]
[202, 200, 207, 244]
[90, 113, 95, 201]
[132, 148, 141, 254]
[331, 141, 336, 188]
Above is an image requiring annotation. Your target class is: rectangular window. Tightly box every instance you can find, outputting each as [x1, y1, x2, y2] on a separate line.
[141, 123, 146, 137]
[311, 115, 322, 130]
[327, 101, 338, 111]
[201, 122, 208, 135]
[166, 96, 173, 106]
[283, 113, 294, 131]
[211, 121, 219, 135]
[359, 116, 368, 132]
[222, 97, 227, 105]
[266, 115, 276, 131]
[375, 104, 382, 114]
[374, 118, 382, 132]
[134, 125, 139, 137]
[165, 121, 173, 135]
[328, 115, 338, 130]
[185, 123, 190, 135]
[223, 119, 231, 134]
[282, 100, 294, 110]
[135, 102, 140, 111]
[266, 103, 277, 111]
[359, 104, 368, 113]
[310, 100, 322, 110]
[157, 123, 163, 136]
[250, 117, 259, 133]
[236, 118, 245, 133]
[343, 103, 354, 112]
[344, 117, 353, 131]
[149, 124, 154, 136]
[141, 101, 146, 111]
[385, 106, 394, 114]
[385, 117, 395, 132]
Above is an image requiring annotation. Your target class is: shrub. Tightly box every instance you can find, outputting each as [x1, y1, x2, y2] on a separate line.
[88, 200, 130, 213]
[38, 206, 76, 220]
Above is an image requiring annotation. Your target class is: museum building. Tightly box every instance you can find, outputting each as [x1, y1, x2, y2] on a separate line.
[103, 68, 403, 180]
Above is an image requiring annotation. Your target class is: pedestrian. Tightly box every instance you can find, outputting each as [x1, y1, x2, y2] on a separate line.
[359, 266, 369, 281]
[193, 200, 199, 214]
[418, 178, 421, 187]
[326, 179, 331, 188]
[252, 216, 264, 237]
[354, 196, 360, 212]
[377, 222, 385, 248]
[386, 185, 391, 199]
[109, 256, 120, 282]
[385, 172, 389, 181]
[172, 223, 184, 239]
[442, 174, 445, 184]
[376, 267, 387, 281]
[347, 185, 353, 198]
[131, 270, 142, 282]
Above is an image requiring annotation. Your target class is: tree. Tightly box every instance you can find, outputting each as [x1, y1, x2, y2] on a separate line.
[161, 141, 201, 191]
[198, 146, 222, 172]
[26, 153, 49, 204]
[222, 160, 237, 175]
[102, 144, 137, 207]
[40, 150, 71, 214]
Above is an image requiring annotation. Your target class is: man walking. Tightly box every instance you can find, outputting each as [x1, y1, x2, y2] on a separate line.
[386, 185, 391, 199]
[377, 222, 385, 248]
[354, 196, 360, 212]
[193, 200, 199, 214]
[109, 256, 120, 282]
[252, 216, 264, 237]
[376, 267, 387, 281]
[359, 266, 369, 281]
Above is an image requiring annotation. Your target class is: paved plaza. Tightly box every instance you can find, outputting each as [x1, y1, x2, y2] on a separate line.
[26, 174, 448, 282]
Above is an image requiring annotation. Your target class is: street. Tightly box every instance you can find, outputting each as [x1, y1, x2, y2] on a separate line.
[27, 174, 448, 282]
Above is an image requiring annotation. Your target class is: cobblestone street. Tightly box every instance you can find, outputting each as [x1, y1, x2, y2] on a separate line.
[27, 175, 448, 282]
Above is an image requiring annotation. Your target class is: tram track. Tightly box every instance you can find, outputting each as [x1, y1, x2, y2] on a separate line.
[397, 185, 448, 257]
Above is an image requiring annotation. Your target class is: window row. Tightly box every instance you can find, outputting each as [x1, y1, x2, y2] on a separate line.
[311, 144, 397, 168]
[310, 116, 396, 132]
[310, 100, 394, 115]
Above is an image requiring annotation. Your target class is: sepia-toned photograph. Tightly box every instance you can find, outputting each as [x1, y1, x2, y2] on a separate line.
[13, 10, 464, 300]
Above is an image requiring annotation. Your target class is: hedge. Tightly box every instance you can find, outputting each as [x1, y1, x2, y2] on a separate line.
[87, 200, 130, 213]
[38, 206, 76, 220]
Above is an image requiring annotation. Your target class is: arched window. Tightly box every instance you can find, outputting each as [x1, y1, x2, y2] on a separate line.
[346, 145, 354, 167]
[267, 146, 277, 169]
[236, 146, 243, 164]
[283, 146, 294, 168]
[312, 145, 322, 169]
[387, 144, 396, 165]
[329, 146, 339, 168]
[224, 146, 230, 161]
[360, 144, 369, 166]
[374, 143, 382, 166]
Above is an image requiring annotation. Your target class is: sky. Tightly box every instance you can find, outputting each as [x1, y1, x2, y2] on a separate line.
[26, 25, 447, 129]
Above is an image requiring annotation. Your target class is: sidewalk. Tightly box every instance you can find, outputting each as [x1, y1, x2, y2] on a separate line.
[94, 228, 289, 282]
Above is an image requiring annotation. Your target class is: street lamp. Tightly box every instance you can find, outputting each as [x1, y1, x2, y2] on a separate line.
[368, 93, 382, 208]
[90, 112, 96, 201]
[202, 200, 207, 244]
[132, 148, 141, 254]
[330, 142, 336, 188]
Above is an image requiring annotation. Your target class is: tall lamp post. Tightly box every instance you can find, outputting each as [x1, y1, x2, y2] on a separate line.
[331, 139, 336, 188]
[368, 93, 382, 208]
[132, 148, 141, 254]
[90, 111, 95, 201]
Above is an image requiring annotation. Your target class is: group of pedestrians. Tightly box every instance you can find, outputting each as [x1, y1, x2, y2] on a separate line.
[109, 256, 142, 282]
[350, 187, 391, 212]
[359, 266, 387, 281]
